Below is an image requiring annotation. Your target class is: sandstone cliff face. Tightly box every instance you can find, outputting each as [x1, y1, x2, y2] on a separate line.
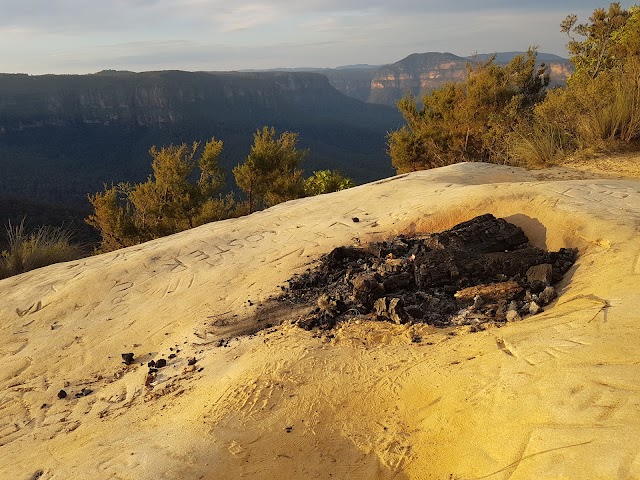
[368, 52, 468, 105]
[548, 62, 573, 85]
[364, 52, 573, 106]
[0, 71, 346, 131]
[321, 68, 378, 103]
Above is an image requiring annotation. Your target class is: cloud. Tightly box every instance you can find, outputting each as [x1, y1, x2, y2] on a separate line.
[0, 0, 635, 73]
[214, 4, 280, 32]
[0, 0, 608, 33]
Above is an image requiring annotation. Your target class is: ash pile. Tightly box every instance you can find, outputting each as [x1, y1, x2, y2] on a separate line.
[279, 214, 577, 331]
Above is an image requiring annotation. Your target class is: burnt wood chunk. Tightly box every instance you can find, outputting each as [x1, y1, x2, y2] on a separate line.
[421, 214, 529, 253]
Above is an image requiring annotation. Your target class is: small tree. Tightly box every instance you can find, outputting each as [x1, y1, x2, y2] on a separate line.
[561, 2, 634, 78]
[233, 127, 307, 213]
[87, 135, 232, 251]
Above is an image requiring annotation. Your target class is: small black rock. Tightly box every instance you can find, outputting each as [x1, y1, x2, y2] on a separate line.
[155, 358, 167, 368]
[187, 357, 197, 366]
[352, 217, 360, 223]
[121, 353, 135, 365]
[148, 360, 156, 368]
[57, 390, 67, 399]
[168, 353, 177, 359]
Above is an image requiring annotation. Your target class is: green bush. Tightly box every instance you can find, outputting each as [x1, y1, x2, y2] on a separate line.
[506, 3, 640, 165]
[0, 220, 82, 279]
[303, 170, 355, 196]
[233, 127, 307, 213]
[87, 136, 232, 251]
[576, 60, 640, 145]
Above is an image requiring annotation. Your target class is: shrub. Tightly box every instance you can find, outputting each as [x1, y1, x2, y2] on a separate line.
[576, 60, 640, 145]
[0, 219, 82, 279]
[508, 122, 571, 167]
[534, 57, 640, 151]
[387, 49, 549, 173]
[303, 170, 355, 196]
[233, 127, 308, 213]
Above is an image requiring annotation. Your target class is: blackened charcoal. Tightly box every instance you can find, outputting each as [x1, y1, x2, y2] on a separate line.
[274, 214, 577, 331]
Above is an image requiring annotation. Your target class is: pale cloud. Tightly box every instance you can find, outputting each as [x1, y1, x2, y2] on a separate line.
[215, 4, 281, 32]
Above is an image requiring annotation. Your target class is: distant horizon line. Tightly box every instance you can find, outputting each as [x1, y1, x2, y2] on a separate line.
[0, 49, 570, 77]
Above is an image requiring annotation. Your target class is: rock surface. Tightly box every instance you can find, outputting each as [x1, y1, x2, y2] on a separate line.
[1, 162, 639, 480]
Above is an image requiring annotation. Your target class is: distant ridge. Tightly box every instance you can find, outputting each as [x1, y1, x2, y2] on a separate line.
[245, 51, 572, 106]
[367, 51, 572, 104]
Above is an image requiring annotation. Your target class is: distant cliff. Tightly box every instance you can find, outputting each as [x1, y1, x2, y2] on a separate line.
[0, 70, 376, 130]
[368, 53, 468, 105]
[312, 52, 573, 106]
[367, 52, 572, 105]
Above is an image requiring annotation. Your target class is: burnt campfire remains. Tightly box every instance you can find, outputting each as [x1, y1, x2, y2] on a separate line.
[277, 214, 577, 331]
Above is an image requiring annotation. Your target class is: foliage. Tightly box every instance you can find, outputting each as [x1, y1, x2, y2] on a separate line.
[87, 136, 233, 251]
[561, 3, 637, 78]
[522, 4, 640, 158]
[387, 49, 549, 173]
[303, 170, 355, 196]
[0, 219, 82, 279]
[233, 127, 308, 213]
[571, 60, 640, 145]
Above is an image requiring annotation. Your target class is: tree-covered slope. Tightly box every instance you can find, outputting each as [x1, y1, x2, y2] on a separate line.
[0, 70, 402, 210]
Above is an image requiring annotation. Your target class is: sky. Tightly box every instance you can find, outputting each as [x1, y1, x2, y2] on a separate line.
[0, 0, 635, 74]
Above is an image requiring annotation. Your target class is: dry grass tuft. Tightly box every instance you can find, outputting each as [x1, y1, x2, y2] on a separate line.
[0, 219, 83, 279]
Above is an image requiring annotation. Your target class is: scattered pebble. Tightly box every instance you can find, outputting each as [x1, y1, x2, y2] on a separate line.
[75, 388, 93, 398]
[155, 358, 167, 368]
[145, 373, 156, 387]
[506, 310, 522, 322]
[57, 390, 67, 399]
[529, 301, 543, 315]
[121, 353, 135, 365]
